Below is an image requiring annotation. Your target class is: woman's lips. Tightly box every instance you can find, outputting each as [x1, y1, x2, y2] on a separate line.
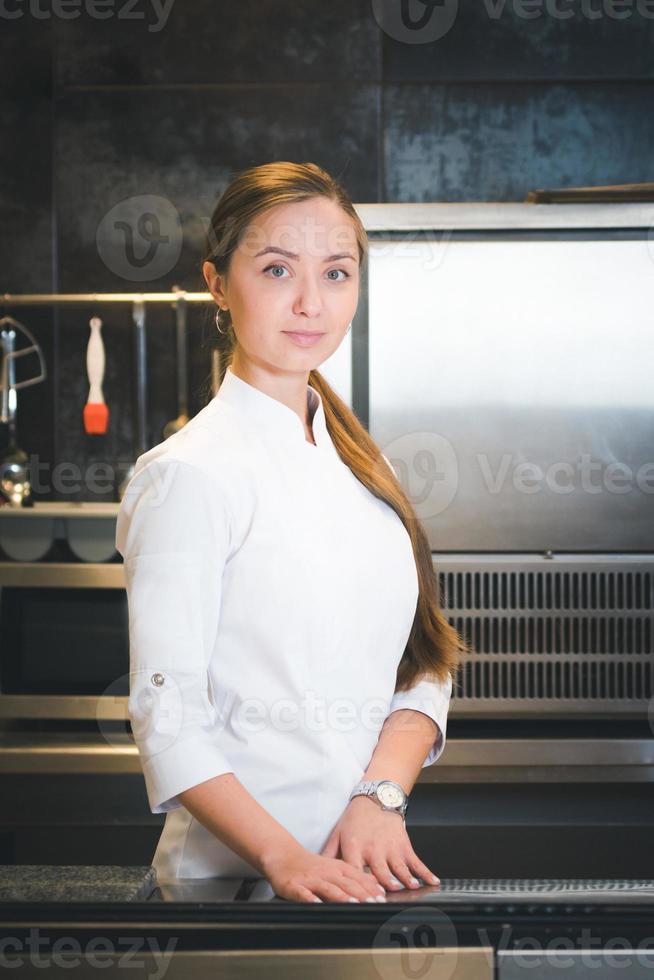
[282, 331, 326, 348]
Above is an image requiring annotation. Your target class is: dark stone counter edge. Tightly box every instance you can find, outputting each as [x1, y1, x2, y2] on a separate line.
[0, 865, 157, 903]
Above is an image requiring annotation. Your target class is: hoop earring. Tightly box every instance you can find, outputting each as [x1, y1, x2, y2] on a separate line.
[215, 310, 227, 335]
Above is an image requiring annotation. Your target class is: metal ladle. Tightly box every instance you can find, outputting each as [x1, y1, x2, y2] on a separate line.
[117, 300, 148, 499]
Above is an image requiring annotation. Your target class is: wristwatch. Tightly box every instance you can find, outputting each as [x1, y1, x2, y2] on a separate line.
[348, 779, 408, 818]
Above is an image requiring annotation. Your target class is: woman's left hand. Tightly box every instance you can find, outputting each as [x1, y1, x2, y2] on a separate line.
[319, 797, 440, 892]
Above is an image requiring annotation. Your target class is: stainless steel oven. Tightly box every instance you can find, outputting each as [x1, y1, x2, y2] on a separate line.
[354, 200, 654, 722]
[0, 503, 129, 723]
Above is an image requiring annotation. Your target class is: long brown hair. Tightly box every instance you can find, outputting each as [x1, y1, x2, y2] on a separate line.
[202, 161, 467, 692]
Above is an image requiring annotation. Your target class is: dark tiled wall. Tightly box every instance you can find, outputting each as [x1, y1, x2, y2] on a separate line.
[0, 1, 652, 500]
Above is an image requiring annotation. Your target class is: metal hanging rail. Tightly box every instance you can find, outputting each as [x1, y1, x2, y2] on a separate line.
[0, 290, 219, 470]
[0, 292, 213, 305]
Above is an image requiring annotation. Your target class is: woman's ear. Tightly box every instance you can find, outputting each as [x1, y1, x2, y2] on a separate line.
[202, 261, 227, 308]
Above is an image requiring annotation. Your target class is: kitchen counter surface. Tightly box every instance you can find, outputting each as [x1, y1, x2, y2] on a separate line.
[3, 872, 654, 960]
[0, 865, 157, 903]
[3, 867, 654, 907]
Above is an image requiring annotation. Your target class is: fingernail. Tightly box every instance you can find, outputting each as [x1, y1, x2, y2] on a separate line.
[430, 874, 440, 885]
[389, 876, 402, 886]
[365, 896, 378, 903]
[348, 897, 360, 903]
[410, 877, 421, 887]
[313, 897, 323, 903]
[375, 895, 387, 903]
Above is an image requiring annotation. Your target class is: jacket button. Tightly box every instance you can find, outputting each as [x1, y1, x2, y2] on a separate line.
[151, 672, 165, 687]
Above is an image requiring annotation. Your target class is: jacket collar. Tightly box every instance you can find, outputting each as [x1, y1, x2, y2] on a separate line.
[212, 366, 336, 454]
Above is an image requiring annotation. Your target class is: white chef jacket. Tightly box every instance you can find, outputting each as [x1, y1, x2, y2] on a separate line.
[115, 366, 453, 882]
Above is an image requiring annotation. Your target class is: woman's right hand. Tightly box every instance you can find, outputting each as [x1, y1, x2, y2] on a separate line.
[263, 846, 387, 903]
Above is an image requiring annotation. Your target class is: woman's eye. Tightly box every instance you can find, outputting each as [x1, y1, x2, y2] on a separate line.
[264, 264, 289, 278]
[326, 269, 350, 281]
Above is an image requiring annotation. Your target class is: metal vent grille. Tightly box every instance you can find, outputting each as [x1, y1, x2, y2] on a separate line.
[437, 558, 654, 715]
[442, 570, 653, 612]
[436, 878, 654, 897]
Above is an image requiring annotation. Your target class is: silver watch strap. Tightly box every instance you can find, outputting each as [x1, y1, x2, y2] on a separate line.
[349, 780, 377, 799]
[349, 779, 408, 815]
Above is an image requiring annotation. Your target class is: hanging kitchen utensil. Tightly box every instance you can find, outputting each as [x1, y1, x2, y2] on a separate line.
[83, 316, 109, 434]
[0, 315, 47, 508]
[163, 291, 189, 439]
[117, 300, 148, 499]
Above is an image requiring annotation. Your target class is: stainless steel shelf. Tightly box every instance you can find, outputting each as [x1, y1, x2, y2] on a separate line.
[0, 291, 212, 305]
[0, 563, 125, 587]
[0, 695, 128, 720]
[421, 737, 654, 784]
[0, 503, 120, 518]
[450, 699, 653, 719]
[0, 732, 140, 774]
[1, 734, 652, 780]
[355, 201, 654, 231]
[0, 691, 651, 727]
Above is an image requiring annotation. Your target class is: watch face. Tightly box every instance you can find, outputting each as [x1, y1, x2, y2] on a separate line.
[377, 782, 404, 808]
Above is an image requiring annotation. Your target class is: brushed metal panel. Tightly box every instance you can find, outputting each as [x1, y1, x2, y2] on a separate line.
[0, 732, 139, 774]
[499, 949, 654, 979]
[0, 694, 128, 721]
[25, 948, 492, 980]
[0, 562, 125, 588]
[420, 738, 654, 784]
[0, 503, 120, 518]
[368, 238, 654, 552]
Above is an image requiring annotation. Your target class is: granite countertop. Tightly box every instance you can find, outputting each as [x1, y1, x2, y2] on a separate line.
[0, 866, 157, 903]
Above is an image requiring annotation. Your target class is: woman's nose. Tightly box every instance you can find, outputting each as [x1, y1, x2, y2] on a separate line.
[292, 279, 323, 317]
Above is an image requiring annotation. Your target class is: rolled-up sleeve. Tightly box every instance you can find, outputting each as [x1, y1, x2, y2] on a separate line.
[388, 674, 453, 767]
[116, 456, 234, 814]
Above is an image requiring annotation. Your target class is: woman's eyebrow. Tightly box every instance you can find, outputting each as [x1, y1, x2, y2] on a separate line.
[254, 246, 356, 262]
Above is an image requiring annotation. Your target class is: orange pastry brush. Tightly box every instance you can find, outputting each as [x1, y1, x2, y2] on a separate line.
[83, 316, 109, 434]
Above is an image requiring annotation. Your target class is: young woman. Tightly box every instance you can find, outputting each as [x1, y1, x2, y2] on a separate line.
[116, 161, 465, 904]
